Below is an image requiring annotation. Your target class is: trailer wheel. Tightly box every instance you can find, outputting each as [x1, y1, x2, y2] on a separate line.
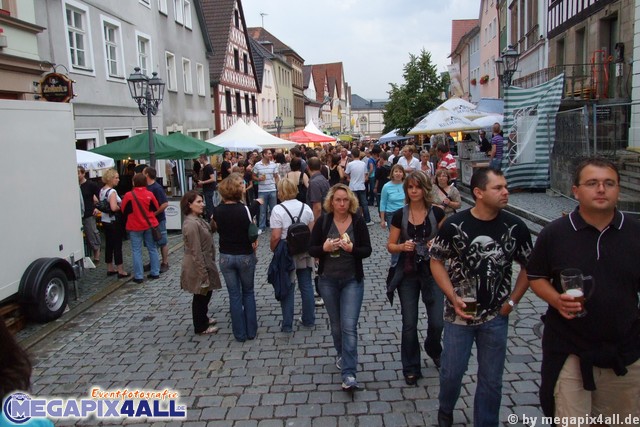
[31, 268, 68, 322]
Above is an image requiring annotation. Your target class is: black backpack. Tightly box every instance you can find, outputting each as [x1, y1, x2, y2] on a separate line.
[280, 203, 310, 255]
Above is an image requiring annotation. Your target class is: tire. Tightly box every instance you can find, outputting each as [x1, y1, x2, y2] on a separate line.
[30, 268, 68, 322]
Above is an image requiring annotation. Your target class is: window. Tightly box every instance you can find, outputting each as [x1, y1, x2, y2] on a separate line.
[236, 92, 242, 115]
[183, 0, 192, 28]
[158, 0, 167, 14]
[196, 63, 205, 96]
[165, 52, 177, 91]
[136, 32, 152, 76]
[243, 53, 248, 74]
[139, 0, 150, 7]
[244, 94, 250, 117]
[225, 90, 232, 115]
[0, 0, 16, 15]
[234, 10, 239, 28]
[234, 49, 240, 71]
[182, 58, 192, 94]
[64, 1, 93, 72]
[101, 16, 124, 79]
[251, 95, 256, 115]
[174, 0, 183, 24]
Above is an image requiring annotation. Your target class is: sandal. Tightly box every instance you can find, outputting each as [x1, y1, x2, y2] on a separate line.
[208, 319, 217, 326]
[197, 326, 219, 335]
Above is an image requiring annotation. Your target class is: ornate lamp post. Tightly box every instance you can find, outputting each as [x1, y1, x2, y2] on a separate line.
[274, 115, 283, 138]
[495, 45, 521, 89]
[127, 67, 165, 169]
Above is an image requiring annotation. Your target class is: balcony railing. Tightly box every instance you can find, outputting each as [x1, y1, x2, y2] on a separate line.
[512, 63, 615, 100]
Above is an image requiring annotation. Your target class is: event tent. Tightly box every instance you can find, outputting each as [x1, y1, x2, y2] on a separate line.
[205, 120, 262, 152]
[408, 107, 482, 135]
[90, 132, 203, 160]
[76, 149, 114, 170]
[247, 121, 297, 149]
[378, 129, 412, 144]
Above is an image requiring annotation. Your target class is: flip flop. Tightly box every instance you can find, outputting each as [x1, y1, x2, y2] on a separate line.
[197, 326, 219, 335]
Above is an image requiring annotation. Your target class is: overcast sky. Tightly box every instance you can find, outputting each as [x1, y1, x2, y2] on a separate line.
[240, 0, 480, 100]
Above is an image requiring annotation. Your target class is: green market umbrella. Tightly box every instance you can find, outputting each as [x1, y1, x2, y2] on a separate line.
[90, 132, 202, 160]
[166, 132, 225, 156]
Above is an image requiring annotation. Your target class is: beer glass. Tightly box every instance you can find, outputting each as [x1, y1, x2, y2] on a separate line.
[560, 268, 593, 318]
[328, 232, 340, 257]
[458, 277, 477, 317]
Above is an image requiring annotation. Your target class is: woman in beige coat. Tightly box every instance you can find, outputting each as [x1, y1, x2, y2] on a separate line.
[180, 190, 222, 335]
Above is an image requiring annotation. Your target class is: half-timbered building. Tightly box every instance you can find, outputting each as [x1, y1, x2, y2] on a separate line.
[202, 0, 259, 134]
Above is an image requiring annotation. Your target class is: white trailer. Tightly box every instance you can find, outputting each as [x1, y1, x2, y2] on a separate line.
[0, 100, 84, 322]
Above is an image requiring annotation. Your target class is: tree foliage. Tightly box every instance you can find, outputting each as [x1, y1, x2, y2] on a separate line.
[383, 49, 446, 135]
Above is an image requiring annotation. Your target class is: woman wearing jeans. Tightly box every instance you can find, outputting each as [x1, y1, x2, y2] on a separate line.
[309, 184, 372, 391]
[211, 173, 261, 342]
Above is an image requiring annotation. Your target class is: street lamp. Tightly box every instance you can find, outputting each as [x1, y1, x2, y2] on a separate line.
[495, 45, 521, 89]
[274, 116, 283, 138]
[127, 67, 165, 169]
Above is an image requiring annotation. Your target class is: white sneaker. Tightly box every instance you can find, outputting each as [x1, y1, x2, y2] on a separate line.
[365, 221, 374, 226]
[257, 229, 263, 235]
[341, 375, 359, 391]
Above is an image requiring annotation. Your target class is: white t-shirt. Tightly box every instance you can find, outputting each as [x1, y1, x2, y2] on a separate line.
[270, 199, 314, 239]
[99, 187, 121, 223]
[345, 159, 367, 191]
[397, 155, 420, 171]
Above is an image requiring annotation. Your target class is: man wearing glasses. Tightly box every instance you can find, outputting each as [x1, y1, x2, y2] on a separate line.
[527, 157, 640, 425]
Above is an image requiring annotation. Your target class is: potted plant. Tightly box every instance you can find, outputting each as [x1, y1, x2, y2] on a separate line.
[480, 75, 489, 85]
[471, 78, 477, 86]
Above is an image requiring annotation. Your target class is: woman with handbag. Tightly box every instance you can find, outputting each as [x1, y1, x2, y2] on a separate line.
[386, 171, 446, 385]
[180, 191, 222, 335]
[99, 169, 129, 278]
[120, 173, 160, 284]
[432, 169, 462, 217]
[211, 173, 262, 342]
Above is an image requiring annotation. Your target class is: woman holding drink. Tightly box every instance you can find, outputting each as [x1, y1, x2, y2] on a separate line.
[309, 184, 372, 391]
[386, 171, 446, 384]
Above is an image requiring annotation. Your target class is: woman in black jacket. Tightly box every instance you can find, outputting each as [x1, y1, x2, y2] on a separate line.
[309, 183, 372, 391]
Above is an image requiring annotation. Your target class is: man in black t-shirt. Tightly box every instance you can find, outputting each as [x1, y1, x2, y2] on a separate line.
[197, 154, 217, 221]
[144, 167, 169, 272]
[429, 168, 532, 427]
[220, 150, 232, 180]
[78, 167, 101, 262]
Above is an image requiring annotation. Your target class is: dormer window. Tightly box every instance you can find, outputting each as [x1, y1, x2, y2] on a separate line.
[234, 10, 239, 28]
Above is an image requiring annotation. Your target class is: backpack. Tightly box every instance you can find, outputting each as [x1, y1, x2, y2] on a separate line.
[280, 203, 310, 255]
[295, 172, 306, 203]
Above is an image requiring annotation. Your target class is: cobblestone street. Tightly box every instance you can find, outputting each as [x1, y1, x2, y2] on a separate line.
[23, 205, 552, 426]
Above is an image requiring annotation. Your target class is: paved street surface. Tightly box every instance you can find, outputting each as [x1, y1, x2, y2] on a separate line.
[23, 195, 560, 426]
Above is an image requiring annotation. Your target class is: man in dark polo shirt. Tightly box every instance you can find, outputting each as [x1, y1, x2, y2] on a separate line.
[306, 157, 330, 228]
[527, 157, 640, 423]
[144, 167, 170, 273]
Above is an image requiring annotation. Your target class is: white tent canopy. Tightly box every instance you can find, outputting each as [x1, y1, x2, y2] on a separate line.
[438, 97, 486, 120]
[303, 120, 336, 140]
[408, 107, 483, 135]
[472, 114, 504, 129]
[205, 120, 261, 152]
[247, 121, 297, 149]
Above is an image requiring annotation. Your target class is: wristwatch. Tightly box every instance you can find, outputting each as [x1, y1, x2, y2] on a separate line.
[508, 299, 517, 308]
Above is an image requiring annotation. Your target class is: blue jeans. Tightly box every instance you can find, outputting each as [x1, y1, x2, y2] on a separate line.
[353, 190, 371, 222]
[258, 190, 277, 231]
[397, 275, 444, 376]
[318, 276, 364, 379]
[367, 177, 376, 205]
[489, 158, 502, 171]
[130, 229, 160, 279]
[280, 267, 315, 331]
[439, 314, 509, 427]
[219, 253, 257, 341]
[203, 189, 214, 220]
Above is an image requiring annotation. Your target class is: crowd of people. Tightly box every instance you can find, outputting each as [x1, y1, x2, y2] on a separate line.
[74, 137, 638, 427]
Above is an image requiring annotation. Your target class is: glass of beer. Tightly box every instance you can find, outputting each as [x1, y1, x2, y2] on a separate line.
[560, 268, 592, 318]
[328, 232, 340, 257]
[458, 277, 477, 317]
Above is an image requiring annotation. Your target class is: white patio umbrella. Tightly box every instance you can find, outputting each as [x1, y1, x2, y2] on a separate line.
[205, 120, 262, 152]
[76, 149, 115, 170]
[472, 114, 504, 129]
[438, 97, 486, 120]
[408, 107, 483, 135]
[247, 120, 297, 149]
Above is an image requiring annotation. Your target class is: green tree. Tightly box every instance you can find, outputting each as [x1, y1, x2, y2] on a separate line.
[383, 49, 445, 135]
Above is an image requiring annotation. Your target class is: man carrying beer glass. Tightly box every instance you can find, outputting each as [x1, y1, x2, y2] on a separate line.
[429, 167, 533, 427]
[527, 157, 640, 426]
